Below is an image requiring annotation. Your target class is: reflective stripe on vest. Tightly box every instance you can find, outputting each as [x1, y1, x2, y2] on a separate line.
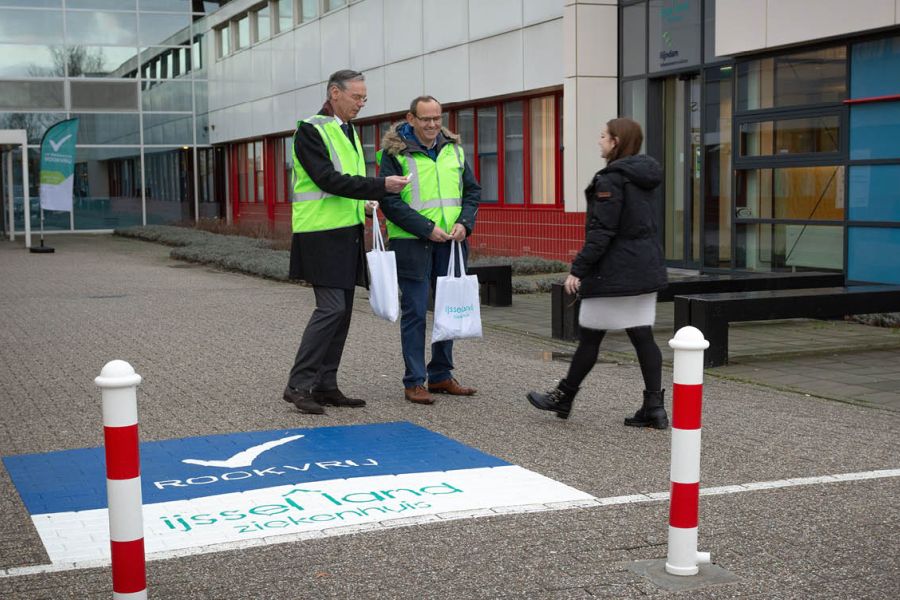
[385, 142, 464, 240]
[291, 116, 366, 233]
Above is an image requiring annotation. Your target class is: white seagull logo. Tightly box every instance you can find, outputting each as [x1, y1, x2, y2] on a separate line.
[181, 434, 305, 468]
[49, 134, 72, 152]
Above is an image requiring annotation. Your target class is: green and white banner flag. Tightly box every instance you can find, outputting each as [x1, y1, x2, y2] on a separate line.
[39, 118, 80, 213]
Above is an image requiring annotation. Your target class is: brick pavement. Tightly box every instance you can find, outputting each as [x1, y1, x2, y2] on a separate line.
[0, 234, 897, 599]
[481, 293, 900, 412]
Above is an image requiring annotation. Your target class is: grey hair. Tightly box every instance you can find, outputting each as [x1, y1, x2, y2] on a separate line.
[327, 69, 365, 95]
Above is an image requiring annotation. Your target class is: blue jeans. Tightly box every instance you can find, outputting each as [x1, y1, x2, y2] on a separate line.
[398, 241, 467, 388]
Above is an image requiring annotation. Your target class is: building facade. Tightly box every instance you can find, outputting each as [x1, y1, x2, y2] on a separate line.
[2, 1, 898, 284]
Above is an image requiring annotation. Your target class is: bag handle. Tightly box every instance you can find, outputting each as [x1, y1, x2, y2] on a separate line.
[371, 207, 385, 252]
[445, 239, 467, 278]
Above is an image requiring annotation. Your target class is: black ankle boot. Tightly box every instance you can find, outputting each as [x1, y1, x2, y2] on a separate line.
[624, 390, 668, 429]
[526, 380, 579, 420]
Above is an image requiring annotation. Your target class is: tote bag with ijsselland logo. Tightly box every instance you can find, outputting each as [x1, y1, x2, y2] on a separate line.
[432, 240, 482, 343]
[366, 209, 400, 322]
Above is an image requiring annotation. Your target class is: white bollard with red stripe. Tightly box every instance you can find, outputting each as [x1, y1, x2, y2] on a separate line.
[95, 360, 147, 599]
[666, 326, 712, 576]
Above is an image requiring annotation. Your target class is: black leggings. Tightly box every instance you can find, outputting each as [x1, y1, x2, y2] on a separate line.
[564, 325, 662, 392]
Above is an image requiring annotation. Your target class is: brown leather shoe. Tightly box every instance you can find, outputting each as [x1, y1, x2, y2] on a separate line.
[428, 378, 476, 396]
[404, 385, 434, 405]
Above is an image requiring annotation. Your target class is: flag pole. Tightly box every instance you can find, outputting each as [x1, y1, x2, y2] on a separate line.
[30, 206, 53, 253]
[32, 117, 79, 254]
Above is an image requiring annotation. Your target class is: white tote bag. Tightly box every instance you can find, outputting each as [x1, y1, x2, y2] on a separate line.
[432, 240, 483, 343]
[365, 210, 400, 322]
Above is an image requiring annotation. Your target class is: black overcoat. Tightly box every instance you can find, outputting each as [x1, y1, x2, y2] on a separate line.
[288, 106, 386, 289]
[572, 154, 668, 298]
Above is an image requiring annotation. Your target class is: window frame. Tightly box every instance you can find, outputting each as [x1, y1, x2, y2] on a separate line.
[354, 90, 564, 209]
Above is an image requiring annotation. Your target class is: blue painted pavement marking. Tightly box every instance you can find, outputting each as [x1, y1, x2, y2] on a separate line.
[3, 422, 509, 515]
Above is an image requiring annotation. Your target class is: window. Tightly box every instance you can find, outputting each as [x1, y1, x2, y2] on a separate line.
[66, 11, 137, 46]
[360, 124, 377, 177]
[503, 101, 524, 204]
[735, 223, 843, 271]
[621, 2, 646, 77]
[301, 0, 318, 21]
[217, 24, 230, 58]
[139, 13, 191, 47]
[324, 0, 346, 12]
[351, 93, 564, 208]
[273, 135, 292, 203]
[235, 141, 265, 203]
[277, 0, 294, 33]
[0, 81, 65, 110]
[737, 46, 847, 111]
[529, 96, 557, 205]
[234, 14, 250, 50]
[70, 81, 138, 111]
[254, 5, 270, 42]
[732, 44, 851, 273]
[255, 140, 265, 203]
[739, 115, 840, 157]
[736, 166, 844, 221]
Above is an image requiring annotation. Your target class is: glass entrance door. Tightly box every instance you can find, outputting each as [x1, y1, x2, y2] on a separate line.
[660, 74, 702, 267]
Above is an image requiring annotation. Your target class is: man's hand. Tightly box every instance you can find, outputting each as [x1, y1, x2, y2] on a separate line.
[428, 226, 452, 242]
[384, 175, 410, 193]
[364, 200, 378, 216]
[449, 223, 467, 242]
[564, 274, 581, 296]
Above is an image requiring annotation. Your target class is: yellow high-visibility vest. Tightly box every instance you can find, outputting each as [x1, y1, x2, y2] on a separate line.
[384, 143, 464, 240]
[291, 116, 367, 233]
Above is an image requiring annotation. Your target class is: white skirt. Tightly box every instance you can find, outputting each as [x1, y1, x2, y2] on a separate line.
[578, 292, 657, 331]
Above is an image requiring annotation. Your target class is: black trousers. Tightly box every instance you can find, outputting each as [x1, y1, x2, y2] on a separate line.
[287, 286, 355, 392]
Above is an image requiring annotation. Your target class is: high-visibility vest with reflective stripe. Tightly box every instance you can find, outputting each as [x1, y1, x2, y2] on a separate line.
[386, 143, 464, 240]
[291, 115, 367, 233]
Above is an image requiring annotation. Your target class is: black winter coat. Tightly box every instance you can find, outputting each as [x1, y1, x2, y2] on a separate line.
[288, 105, 387, 289]
[571, 154, 668, 298]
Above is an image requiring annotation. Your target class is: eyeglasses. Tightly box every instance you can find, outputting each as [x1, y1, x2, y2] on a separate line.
[414, 115, 442, 124]
[346, 92, 367, 103]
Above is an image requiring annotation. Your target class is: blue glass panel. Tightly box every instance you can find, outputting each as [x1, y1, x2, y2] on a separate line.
[0, 8, 63, 43]
[851, 36, 900, 98]
[73, 147, 143, 230]
[849, 102, 900, 160]
[66, 11, 137, 46]
[143, 113, 193, 145]
[849, 165, 900, 222]
[70, 113, 140, 145]
[848, 227, 900, 284]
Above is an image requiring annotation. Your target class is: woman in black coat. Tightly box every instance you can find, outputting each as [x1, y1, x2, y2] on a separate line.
[527, 118, 669, 427]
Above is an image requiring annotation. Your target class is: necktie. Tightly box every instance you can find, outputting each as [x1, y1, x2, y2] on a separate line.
[341, 123, 353, 144]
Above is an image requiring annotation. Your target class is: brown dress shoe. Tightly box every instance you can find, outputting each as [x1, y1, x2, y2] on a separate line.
[428, 378, 476, 396]
[404, 385, 434, 404]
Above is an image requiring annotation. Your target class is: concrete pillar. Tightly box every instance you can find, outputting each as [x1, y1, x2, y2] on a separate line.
[563, 0, 619, 213]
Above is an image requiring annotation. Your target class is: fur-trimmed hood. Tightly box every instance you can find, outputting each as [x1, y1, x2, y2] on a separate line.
[380, 121, 461, 157]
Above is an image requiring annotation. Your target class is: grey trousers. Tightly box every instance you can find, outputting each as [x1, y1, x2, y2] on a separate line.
[287, 286, 355, 392]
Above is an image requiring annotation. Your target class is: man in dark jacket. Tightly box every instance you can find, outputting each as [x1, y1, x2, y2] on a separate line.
[284, 70, 410, 415]
[378, 96, 481, 405]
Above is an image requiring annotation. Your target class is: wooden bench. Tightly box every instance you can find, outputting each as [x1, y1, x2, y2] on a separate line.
[674, 285, 900, 367]
[468, 265, 512, 307]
